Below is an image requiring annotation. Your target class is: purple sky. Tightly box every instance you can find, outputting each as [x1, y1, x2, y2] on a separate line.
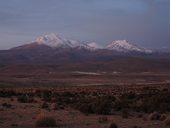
[0, 0, 169, 49]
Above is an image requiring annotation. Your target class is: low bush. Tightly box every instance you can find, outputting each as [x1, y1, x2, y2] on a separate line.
[122, 109, 129, 118]
[41, 102, 49, 109]
[35, 113, 57, 127]
[164, 116, 170, 126]
[50, 103, 58, 110]
[76, 96, 114, 115]
[160, 114, 166, 121]
[109, 122, 118, 128]
[41, 90, 52, 102]
[2, 103, 12, 108]
[148, 112, 161, 120]
[0, 90, 16, 98]
[17, 95, 34, 103]
[98, 116, 108, 123]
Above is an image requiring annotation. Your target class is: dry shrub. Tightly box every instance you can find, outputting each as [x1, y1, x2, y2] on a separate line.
[142, 116, 148, 121]
[41, 102, 49, 109]
[51, 103, 58, 110]
[109, 122, 118, 128]
[11, 124, 19, 127]
[98, 116, 108, 123]
[137, 114, 143, 118]
[17, 95, 34, 103]
[77, 96, 114, 115]
[2, 103, 12, 108]
[148, 112, 161, 120]
[132, 126, 141, 128]
[0, 90, 16, 98]
[122, 109, 129, 118]
[35, 113, 57, 127]
[160, 114, 166, 121]
[164, 116, 170, 126]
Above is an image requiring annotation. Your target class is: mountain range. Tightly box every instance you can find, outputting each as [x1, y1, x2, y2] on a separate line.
[12, 33, 152, 53]
[0, 33, 170, 73]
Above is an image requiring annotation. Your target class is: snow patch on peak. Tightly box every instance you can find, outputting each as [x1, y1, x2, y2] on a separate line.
[111, 40, 132, 47]
[106, 40, 152, 53]
[35, 33, 70, 48]
[87, 42, 103, 49]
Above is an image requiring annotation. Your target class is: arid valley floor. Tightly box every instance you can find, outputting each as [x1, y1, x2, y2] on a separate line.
[0, 71, 170, 128]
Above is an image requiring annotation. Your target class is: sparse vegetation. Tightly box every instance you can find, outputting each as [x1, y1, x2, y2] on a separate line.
[1, 85, 170, 115]
[51, 103, 58, 110]
[121, 109, 129, 118]
[109, 122, 118, 128]
[41, 102, 49, 109]
[0, 90, 16, 98]
[132, 126, 141, 128]
[2, 103, 12, 108]
[0, 79, 170, 128]
[164, 116, 170, 126]
[75, 96, 114, 115]
[98, 116, 108, 123]
[17, 94, 34, 103]
[41, 90, 52, 102]
[148, 112, 161, 120]
[35, 113, 57, 127]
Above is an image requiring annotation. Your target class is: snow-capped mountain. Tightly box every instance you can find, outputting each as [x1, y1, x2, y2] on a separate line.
[36, 33, 83, 48]
[36, 33, 73, 48]
[106, 40, 152, 53]
[35, 33, 97, 51]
